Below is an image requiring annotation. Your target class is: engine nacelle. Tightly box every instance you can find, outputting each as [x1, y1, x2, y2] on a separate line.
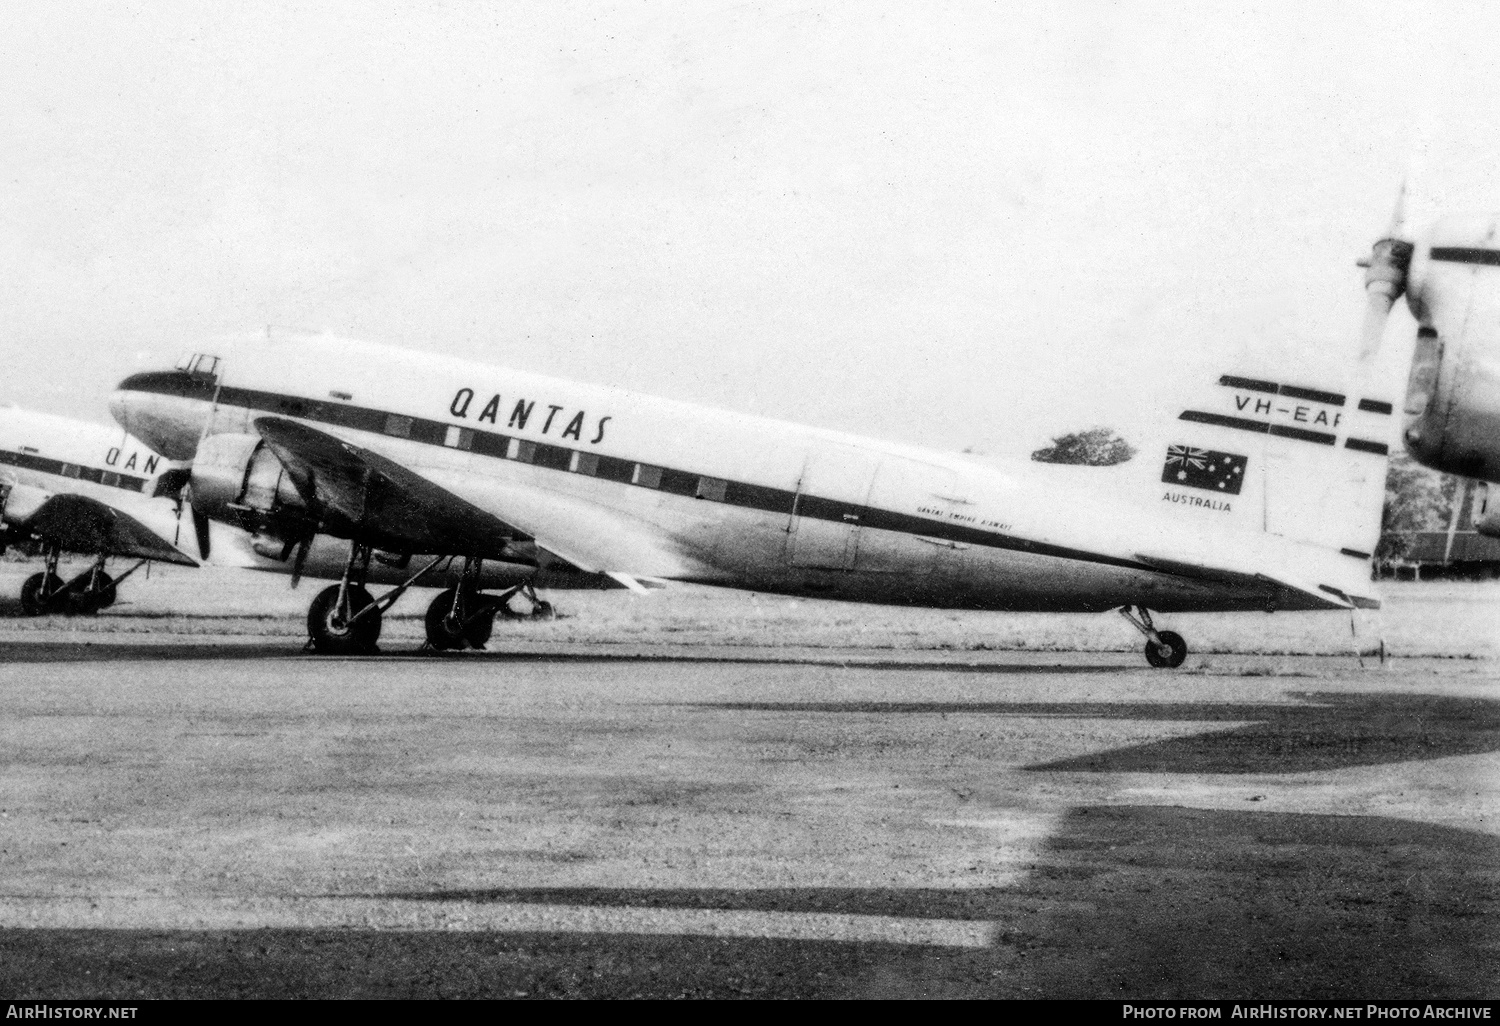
[190, 432, 312, 537]
[1401, 214, 1500, 482]
[0, 481, 50, 526]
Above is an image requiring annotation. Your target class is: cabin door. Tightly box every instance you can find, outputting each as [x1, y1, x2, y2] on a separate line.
[854, 457, 963, 574]
[786, 446, 881, 570]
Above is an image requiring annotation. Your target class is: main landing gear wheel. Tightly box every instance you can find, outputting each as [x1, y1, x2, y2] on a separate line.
[308, 584, 381, 655]
[1144, 630, 1188, 669]
[424, 589, 494, 650]
[65, 570, 116, 616]
[92, 572, 118, 610]
[19, 572, 64, 616]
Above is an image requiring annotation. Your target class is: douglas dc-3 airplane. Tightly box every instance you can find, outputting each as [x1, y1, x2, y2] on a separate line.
[110, 330, 1398, 665]
[0, 405, 197, 613]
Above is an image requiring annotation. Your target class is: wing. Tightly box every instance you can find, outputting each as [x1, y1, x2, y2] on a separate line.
[7, 490, 197, 566]
[252, 417, 699, 579]
[253, 416, 535, 559]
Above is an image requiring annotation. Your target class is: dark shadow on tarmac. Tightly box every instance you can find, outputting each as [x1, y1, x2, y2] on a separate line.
[2, 805, 1493, 999]
[702, 693, 1500, 773]
[0, 640, 307, 662]
[0, 635, 1135, 671]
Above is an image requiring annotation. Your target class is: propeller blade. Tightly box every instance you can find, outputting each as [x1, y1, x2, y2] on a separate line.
[172, 482, 189, 548]
[192, 507, 212, 560]
[1357, 184, 1414, 360]
[289, 536, 311, 589]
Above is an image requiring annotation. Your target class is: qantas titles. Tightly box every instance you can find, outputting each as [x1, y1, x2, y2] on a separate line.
[104, 448, 158, 474]
[448, 388, 611, 445]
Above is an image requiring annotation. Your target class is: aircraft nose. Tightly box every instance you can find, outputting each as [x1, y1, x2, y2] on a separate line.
[109, 370, 214, 461]
[107, 388, 133, 436]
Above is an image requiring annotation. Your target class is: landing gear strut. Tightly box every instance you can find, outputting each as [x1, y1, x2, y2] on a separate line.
[19, 545, 65, 615]
[307, 543, 380, 655]
[424, 556, 495, 650]
[19, 549, 148, 616]
[1119, 605, 1187, 668]
[305, 547, 450, 656]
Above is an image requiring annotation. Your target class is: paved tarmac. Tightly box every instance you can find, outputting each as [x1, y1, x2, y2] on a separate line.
[0, 635, 1495, 999]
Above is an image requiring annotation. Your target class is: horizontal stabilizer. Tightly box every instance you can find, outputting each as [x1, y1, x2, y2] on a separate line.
[1134, 552, 1375, 611]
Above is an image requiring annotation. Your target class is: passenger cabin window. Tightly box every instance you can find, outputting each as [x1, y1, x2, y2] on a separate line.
[384, 414, 413, 438]
[696, 477, 727, 502]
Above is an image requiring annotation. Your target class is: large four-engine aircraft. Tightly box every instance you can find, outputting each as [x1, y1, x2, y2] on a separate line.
[110, 333, 1397, 664]
[0, 405, 198, 612]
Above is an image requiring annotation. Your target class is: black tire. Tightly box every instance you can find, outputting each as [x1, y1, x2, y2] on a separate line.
[463, 603, 494, 649]
[94, 572, 117, 610]
[20, 572, 63, 616]
[307, 584, 381, 655]
[65, 571, 116, 617]
[425, 589, 493, 650]
[424, 589, 466, 650]
[1145, 630, 1187, 669]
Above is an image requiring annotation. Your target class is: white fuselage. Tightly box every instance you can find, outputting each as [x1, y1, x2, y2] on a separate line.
[0, 406, 176, 532]
[112, 334, 1379, 613]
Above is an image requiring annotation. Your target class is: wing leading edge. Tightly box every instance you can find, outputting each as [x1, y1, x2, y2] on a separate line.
[253, 416, 525, 558]
[252, 417, 698, 582]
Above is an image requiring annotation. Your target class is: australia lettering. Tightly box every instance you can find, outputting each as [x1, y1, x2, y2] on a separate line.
[449, 387, 612, 445]
[1162, 490, 1231, 512]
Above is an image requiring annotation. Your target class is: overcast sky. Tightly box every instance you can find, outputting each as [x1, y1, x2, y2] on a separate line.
[3, 1, 1499, 459]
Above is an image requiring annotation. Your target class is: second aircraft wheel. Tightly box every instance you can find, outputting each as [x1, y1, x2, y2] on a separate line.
[94, 572, 117, 610]
[19, 572, 64, 616]
[307, 584, 381, 655]
[1144, 630, 1188, 669]
[65, 571, 116, 616]
[425, 589, 494, 650]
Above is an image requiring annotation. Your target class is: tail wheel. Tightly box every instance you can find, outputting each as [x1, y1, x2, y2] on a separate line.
[19, 572, 63, 616]
[425, 589, 494, 650]
[307, 584, 381, 655]
[1145, 630, 1188, 669]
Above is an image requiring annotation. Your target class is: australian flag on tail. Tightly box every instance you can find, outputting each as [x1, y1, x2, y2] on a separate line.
[1161, 445, 1247, 495]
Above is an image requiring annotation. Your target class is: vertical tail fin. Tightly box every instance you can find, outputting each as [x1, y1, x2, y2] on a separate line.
[1151, 372, 1396, 560]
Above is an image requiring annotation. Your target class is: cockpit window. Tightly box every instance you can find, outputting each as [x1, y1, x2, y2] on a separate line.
[175, 353, 221, 382]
